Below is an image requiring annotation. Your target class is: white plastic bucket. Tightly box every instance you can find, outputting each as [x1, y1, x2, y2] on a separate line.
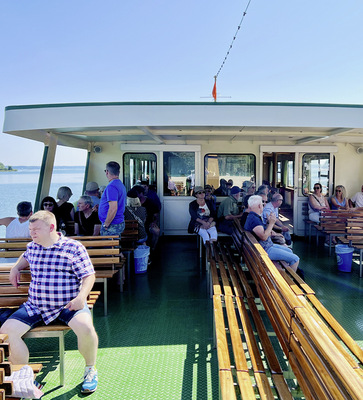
[134, 245, 150, 274]
[335, 244, 354, 272]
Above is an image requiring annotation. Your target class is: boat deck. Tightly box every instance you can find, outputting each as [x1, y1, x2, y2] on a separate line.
[26, 235, 363, 399]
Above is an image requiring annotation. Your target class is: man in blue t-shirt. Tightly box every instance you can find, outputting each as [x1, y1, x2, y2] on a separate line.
[98, 161, 126, 236]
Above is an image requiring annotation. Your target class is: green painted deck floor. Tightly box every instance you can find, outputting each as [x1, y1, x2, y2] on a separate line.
[26, 236, 363, 399]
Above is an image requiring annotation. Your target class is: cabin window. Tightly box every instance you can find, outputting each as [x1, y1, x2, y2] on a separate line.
[204, 153, 255, 195]
[123, 153, 157, 192]
[163, 152, 195, 196]
[302, 153, 330, 195]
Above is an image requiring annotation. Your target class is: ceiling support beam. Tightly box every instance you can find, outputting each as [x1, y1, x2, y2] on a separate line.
[295, 128, 353, 144]
[137, 127, 165, 144]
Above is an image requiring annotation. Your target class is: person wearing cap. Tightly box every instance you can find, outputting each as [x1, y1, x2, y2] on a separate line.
[0, 201, 33, 238]
[188, 186, 218, 244]
[85, 182, 101, 208]
[217, 186, 243, 235]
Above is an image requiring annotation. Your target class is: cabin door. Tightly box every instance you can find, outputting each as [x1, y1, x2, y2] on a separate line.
[262, 152, 295, 234]
[261, 146, 336, 236]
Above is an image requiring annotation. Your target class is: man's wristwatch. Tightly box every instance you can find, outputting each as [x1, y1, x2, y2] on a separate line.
[103, 223, 109, 229]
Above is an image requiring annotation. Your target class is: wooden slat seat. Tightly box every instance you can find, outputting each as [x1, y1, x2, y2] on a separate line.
[231, 227, 363, 399]
[208, 240, 294, 399]
[0, 333, 43, 399]
[314, 210, 363, 254]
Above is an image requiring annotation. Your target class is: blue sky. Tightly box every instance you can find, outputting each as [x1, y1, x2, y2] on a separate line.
[1, 0, 363, 165]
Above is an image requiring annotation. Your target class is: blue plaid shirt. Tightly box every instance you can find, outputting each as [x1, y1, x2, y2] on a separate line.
[23, 234, 95, 325]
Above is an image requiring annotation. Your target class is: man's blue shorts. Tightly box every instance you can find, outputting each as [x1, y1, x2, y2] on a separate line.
[7, 303, 91, 329]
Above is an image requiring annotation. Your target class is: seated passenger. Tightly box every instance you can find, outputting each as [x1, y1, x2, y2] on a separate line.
[349, 184, 363, 208]
[308, 183, 330, 223]
[214, 179, 228, 196]
[331, 185, 349, 210]
[0, 201, 33, 238]
[255, 184, 270, 196]
[140, 181, 161, 212]
[262, 194, 292, 245]
[74, 196, 101, 236]
[129, 186, 160, 251]
[40, 196, 60, 229]
[124, 196, 147, 243]
[188, 186, 218, 244]
[204, 184, 217, 213]
[244, 195, 300, 272]
[217, 186, 243, 235]
[84, 182, 101, 209]
[56, 186, 75, 235]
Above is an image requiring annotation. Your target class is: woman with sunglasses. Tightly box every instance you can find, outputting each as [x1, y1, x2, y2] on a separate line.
[308, 183, 330, 223]
[40, 196, 61, 229]
[188, 186, 218, 244]
[331, 185, 349, 210]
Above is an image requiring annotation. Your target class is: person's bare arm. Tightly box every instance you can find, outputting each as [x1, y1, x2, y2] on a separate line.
[0, 217, 15, 227]
[9, 255, 29, 288]
[93, 224, 101, 236]
[65, 273, 95, 311]
[252, 213, 276, 241]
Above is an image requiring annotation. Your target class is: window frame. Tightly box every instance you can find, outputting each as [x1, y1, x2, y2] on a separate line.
[204, 153, 256, 194]
[122, 152, 157, 192]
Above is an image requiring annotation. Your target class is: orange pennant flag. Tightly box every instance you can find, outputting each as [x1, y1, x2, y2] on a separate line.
[212, 80, 217, 102]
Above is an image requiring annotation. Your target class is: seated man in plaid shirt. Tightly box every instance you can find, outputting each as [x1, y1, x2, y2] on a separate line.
[0, 210, 99, 393]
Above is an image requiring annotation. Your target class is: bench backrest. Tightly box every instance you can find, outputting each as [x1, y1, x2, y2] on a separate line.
[238, 229, 363, 399]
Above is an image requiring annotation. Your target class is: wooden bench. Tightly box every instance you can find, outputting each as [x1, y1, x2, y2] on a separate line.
[244, 232, 362, 397]
[69, 235, 125, 314]
[0, 235, 124, 315]
[0, 333, 43, 399]
[210, 220, 363, 399]
[209, 240, 297, 399]
[120, 220, 140, 286]
[312, 210, 363, 254]
[337, 217, 363, 277]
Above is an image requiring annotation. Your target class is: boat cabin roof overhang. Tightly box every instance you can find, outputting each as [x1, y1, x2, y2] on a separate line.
[4, 101, 363, 149]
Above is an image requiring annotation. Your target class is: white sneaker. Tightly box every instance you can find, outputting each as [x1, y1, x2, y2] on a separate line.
[81, 367, 98, 393]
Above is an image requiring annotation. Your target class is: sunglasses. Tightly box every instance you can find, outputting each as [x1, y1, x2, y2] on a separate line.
[104, 169, 108, 173]
[314, 187, 321, 190]
[336, 190, 342, 192]
[43, 202, 54, 206]
[262, 200, 267, 204]
[196, 191, 205, 194]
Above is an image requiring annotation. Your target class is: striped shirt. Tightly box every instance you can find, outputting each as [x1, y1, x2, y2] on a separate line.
[23, 235, 94, 324]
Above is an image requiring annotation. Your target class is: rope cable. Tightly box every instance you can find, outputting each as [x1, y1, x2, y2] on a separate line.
[214, 0, 253, 79]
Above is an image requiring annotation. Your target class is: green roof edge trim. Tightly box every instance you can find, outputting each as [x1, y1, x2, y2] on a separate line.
[5, 101, 363, 111]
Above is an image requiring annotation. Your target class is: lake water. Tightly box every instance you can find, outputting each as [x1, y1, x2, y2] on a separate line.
[0, 166, 85, 237]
